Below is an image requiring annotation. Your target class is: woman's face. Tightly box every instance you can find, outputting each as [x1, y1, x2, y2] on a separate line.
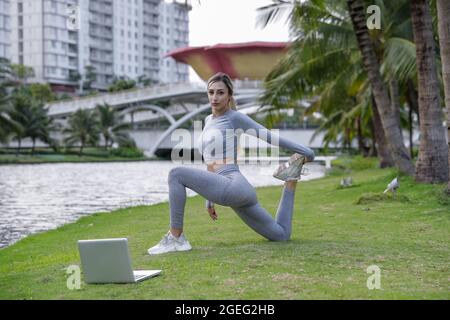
[207, 81, 231, 114]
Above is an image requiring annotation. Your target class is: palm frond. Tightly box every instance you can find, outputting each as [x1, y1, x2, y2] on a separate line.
[383, 37, 417, 83]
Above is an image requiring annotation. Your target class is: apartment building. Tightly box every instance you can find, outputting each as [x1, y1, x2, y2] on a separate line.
[5, 0, 190, 92]
[159, 0, 190, 84]
[0, 0, 10, 60]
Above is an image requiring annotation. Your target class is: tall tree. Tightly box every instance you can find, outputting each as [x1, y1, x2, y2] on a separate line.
[411, 0, 448, 183]
[257, 0, 416, 169]
[347, 0, 415, 175]
[96, 103, 133, 150]
[436, 0, 450, 191]
[63, 109, 100, 156]
[371, 94, 395, 167]
[10, 64, 35, 85]
[27, 103, 59, 155]
[83, 65, 97, 91]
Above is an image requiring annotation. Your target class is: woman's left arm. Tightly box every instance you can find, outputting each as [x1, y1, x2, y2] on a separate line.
[230, 111, 315, 162]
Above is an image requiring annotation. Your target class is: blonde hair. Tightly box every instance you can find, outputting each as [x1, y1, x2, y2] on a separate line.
[207, 72, 237, 110]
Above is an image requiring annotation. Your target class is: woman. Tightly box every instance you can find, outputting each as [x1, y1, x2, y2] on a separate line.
[148, 72, 315, 255]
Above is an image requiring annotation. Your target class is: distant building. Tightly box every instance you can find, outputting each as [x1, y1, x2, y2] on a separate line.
[0, 0, 10, 60]
[159, 0, 190, 84]
[5, 0, 190, 93]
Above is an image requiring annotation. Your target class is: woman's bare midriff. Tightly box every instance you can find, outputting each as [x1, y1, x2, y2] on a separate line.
[206, 157, 236, 172]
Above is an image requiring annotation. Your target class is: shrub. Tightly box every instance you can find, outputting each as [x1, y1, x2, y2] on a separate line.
[109, 147, 144, 158]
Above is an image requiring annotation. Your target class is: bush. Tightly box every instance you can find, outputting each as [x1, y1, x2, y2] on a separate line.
[332, 155, 379, 171]
[109, 147, 144, 158]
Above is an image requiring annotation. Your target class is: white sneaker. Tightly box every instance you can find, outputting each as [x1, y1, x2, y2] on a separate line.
[147, 231, 192, 255]
[273, 153, 307, 181]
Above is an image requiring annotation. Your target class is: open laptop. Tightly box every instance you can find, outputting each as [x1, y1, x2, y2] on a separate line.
[78, 238, 161, 284]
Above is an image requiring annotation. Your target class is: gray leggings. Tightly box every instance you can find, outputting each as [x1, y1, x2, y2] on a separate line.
[168, 164, 296, 241]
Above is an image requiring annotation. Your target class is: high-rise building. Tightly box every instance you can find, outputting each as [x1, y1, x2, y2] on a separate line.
[9, 0, 75, 90]
[0, 0, 10, 60]
[5, 0, 189, 92]
[159, 0, 190, 84]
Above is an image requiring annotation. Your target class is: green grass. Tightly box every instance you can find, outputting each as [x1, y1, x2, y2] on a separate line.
[0, 162, 449, 299]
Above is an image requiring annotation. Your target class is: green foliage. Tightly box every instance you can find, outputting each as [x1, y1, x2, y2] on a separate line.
[28, 83, 56, 103]
[108, 79, 136, 92]
[109, 147, 144, 158]
[63, 109, 100, 155]
[355, 192, 411, 205]
[332, 155, 380, 171]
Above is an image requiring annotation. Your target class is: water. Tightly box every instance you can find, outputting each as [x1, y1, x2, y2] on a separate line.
[0, 161, 325, 248]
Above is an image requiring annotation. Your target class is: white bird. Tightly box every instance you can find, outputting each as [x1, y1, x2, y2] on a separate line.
[383, 177, 399, 194]
[340, 177, 353, 187]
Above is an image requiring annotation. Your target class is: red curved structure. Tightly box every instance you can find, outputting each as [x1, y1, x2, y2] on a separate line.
[165, 41, 289, 81]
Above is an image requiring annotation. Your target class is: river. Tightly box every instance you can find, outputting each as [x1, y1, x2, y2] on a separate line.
[0, 160, 325, 248]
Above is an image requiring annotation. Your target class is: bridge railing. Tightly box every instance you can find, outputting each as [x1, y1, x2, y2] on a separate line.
[46, 82, 206, 116]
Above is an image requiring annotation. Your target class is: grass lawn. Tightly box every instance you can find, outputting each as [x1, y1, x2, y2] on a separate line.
[0, 159, 448, 299]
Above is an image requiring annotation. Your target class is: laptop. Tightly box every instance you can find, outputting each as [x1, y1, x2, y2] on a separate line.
[78, 238, 161, 284]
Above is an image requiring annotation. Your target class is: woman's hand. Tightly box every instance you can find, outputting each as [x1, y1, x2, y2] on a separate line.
[207, 206, 218, 221]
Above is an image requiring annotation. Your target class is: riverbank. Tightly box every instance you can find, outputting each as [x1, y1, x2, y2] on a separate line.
[0, 147, 158, 165]
[0, 157, 448, 299]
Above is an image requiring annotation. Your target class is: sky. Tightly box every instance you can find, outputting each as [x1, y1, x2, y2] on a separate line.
[181, 0, 291, 82]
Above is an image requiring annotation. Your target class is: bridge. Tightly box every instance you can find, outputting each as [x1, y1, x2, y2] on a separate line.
[44, 81, 326, 158]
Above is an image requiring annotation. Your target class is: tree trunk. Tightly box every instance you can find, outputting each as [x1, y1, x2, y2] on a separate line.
[368, 114, 378, 157]
[16, 138, 21, 157]
[371, 94, 395, 168]
[407, 79, 420, 127]
[389, 79, 402, 131]
[406, 80, 420, 158]
[347, 0, 415, 175]
[437, 0, 450, 191]
[31, 137, 36, 155]
[408, 102, 414, 159]
[411, 0, 449, 183]
[356, 116, 366, 156]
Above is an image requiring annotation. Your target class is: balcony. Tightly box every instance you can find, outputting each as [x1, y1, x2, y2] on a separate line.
[89, 28, 113, 40]
[89, 41, 113, 51]
[89, 2, 113, 15]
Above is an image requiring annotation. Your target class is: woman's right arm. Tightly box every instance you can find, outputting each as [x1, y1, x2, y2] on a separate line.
[230, 111, 315, 162]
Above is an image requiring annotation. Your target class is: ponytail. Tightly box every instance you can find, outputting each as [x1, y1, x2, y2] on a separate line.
[228, 96, 237, 110]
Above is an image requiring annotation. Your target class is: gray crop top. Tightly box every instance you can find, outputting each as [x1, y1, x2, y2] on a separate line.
[197, 109, 315, 164]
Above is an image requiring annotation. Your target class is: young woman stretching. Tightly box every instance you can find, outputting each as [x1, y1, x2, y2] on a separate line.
[148, 72, 315, 255]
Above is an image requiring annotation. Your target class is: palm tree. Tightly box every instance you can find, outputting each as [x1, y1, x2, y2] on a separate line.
[347, 0, 415, 175]
[27, 103, 60, 155]
[83, 65, 97, 91]
[411, 0, 448, 183]
[8, 90, 31, 156]
[256, 0, 412, 169]
[95, 103, 133, 150]
[0, 93, 17, 144]
[436, 0, 450, 191]
[63, 109, 100, 156]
